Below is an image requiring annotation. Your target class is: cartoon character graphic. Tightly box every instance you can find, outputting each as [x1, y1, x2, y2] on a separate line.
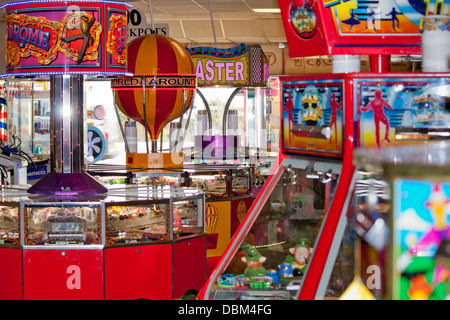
[361, 89, 393, 147]
[365, 7, 379, 32]
[328, 92, 342, 145]
[284, 91, 295, 142]
[396, 182, 450, 300]
[386, 7, 400, 31]
[342, 9, 361, 31]
[301, 85, 322, 126]
[61, 12, 96, 64]
[405, 183, 450, 257]
[289, 2, 317, 39]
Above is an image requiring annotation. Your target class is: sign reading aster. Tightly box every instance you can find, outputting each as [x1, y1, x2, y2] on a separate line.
[187, 44, 269, 87]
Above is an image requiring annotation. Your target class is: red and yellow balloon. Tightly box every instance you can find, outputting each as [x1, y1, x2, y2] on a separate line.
[113, 34, 196, 143]
[205, 204, 219, 234]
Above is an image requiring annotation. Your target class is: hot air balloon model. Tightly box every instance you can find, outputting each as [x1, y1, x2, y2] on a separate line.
[112, 35, 197, 169]
[205, 203, 219, 250]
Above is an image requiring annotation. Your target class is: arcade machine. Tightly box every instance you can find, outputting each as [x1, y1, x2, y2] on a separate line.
[198, 0, 450, 300]
[351, 142, 450, 300]
[0, 1, 207, 300]
[187, 44, 271, 275]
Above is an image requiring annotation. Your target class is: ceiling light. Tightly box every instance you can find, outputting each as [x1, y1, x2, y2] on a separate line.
[252, 8, 281, 13]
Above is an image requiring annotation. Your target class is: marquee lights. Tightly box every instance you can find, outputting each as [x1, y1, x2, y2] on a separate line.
[111, 74, 198, 90]
[4, 1, 129, 75]
[0, 71, 132, 77]
[1, 0, 133, 9]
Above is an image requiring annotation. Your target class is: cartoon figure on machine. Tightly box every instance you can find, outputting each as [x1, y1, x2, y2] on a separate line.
[342, 9, 360, 31]
[62, 12, 96, 64]
[397, 183, 450, 300]
[302, 85, 322, 126]
[289, 238, 313, 275]
[386, 7, 401, 31]
[284, 91, 295, 143]
[328, 92, 341, 146]
[361, 89, 393, 147]
[404, 183, 449, 259]
[365, 7, 379, 32]
[241, 246, 268, 278]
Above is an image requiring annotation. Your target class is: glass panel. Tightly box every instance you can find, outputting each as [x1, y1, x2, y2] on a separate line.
[135, 174, 183, 187]
[173, 199, 203, 238]
[232, 169, 250, 195]
[106, 203, 168, 244]
[212, 165, 339, 300]
[32, 81, 51, 155]
[25, 205, 101, 245]
[0, 205, 20, 245]
[84, 80, 124, 164]
[7, 81, 33, 154]
[324, 169, 390, 299]
[190, 173, 228, 198]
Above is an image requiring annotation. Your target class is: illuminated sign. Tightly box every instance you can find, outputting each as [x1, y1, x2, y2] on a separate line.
[3, 1, 130, 76]
[188, 43, 269, 87]
[111, 75, 197, 90]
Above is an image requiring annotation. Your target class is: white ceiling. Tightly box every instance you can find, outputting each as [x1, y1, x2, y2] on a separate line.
[0, 0, 286, 45]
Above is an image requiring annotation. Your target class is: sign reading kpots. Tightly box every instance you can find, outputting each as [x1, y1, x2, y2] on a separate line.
[3, 1, 131, 76]
[127, 7, 169, 42]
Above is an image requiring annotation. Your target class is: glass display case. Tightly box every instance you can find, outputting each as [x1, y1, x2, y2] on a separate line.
[106, 197, 204, 245]
[207, 158, 341, 300]
[25, 203, 101, 246]
[86, 163, 251, 276]
[0, 184, 205, 247]
[88, 163, 252, 199]
[188, 166, 251, 198]
[0, 204, 20, 245]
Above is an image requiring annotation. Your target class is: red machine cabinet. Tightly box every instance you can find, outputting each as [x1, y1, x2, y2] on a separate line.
[198, 72, 450, 300]
[104, 235, 206, 300]
[0, 248, 23, 300]
[22, 248, 104, 300]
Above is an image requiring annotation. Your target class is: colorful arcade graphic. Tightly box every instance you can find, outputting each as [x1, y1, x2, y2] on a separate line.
[4, 2, 128, 75]
[393, 179, 450, 300]
[356, 78, 450, 148]
[289, 2, 317, 39]
[324, 0, 449, 35]
[282, 79, 344, 157]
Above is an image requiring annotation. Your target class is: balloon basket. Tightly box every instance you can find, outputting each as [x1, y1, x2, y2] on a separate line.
[126, 152, 184, 169]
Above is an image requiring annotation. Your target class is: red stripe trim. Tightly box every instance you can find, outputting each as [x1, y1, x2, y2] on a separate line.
[151, 89, 179, 140]
[127, 37, 146, 74]
[117, 90, 141, 122]
[156, 36, 179, 74]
